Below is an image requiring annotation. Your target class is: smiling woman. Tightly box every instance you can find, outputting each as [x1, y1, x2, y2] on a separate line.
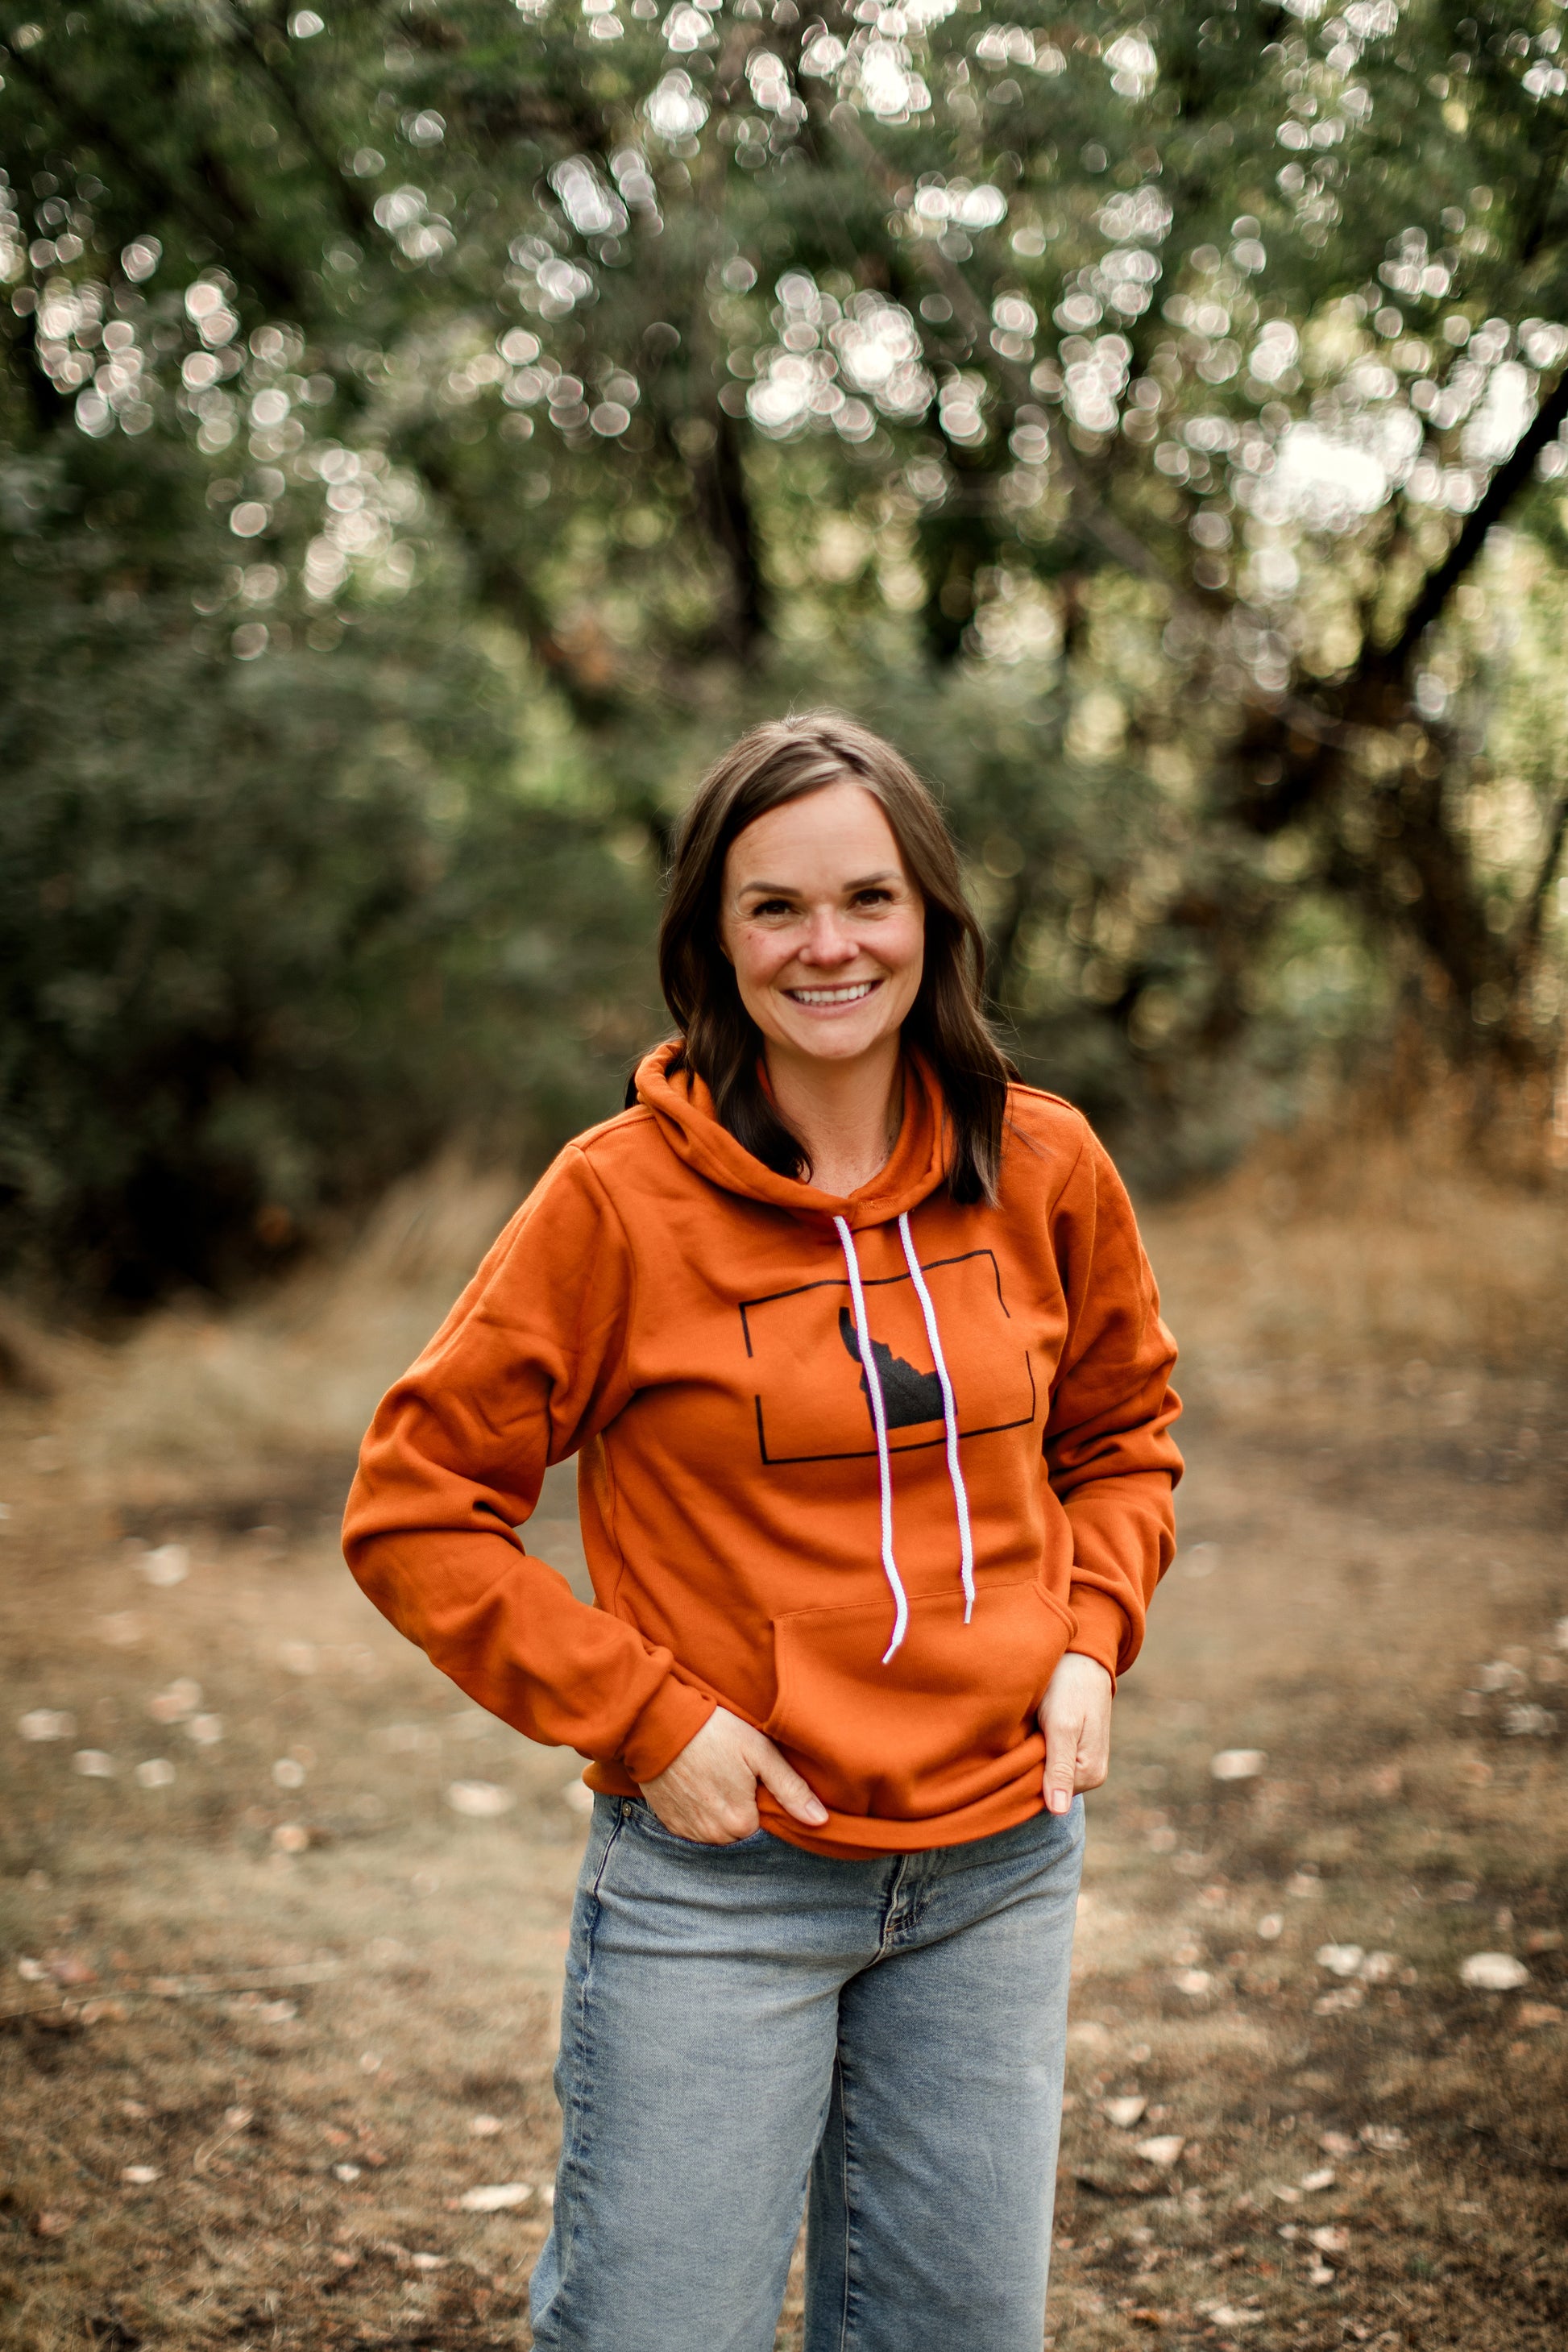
[657, 711, 1014, 1201]
[344, 708, 1182, 2350]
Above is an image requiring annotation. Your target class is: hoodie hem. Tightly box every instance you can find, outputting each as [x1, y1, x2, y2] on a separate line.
[584, 1755, 1051, 1859]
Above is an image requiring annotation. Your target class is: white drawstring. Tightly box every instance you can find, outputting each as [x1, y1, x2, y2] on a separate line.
[833, 1212, 977, 1662]
[834, 1214, 908, 1663]
[898, 1211, 976, 1624]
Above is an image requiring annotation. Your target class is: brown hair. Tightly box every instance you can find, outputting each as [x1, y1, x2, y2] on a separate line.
[653, 711, 1014, 1204]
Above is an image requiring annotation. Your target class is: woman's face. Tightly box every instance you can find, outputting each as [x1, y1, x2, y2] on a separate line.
[719, 782, 926, 1068]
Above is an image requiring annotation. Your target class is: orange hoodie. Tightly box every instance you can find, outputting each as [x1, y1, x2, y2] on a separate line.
[342, 1045, 1181, 1858]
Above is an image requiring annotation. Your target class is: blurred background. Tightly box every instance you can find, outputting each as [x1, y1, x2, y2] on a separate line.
[2, 5, 1566, 2350]
[5, 0, 1568, 1305]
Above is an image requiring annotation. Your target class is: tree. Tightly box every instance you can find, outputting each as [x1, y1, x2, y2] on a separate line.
[4, 0, 1567, 1290]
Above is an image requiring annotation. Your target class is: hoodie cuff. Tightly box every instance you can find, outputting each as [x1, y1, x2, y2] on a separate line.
[620, 1675, 718, 1786]
[1067, 1587, 1132, 1687]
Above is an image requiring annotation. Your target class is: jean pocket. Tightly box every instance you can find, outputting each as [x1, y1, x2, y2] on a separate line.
[626, 1802, 770, 1854]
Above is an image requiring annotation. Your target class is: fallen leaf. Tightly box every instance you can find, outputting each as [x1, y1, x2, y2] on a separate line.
[1459, 1952, 1529, 1991]
[272, 1824, 310, 1854]
[1309, 2225, 1349, 2255]
[1315, 1943, 1364, 1977]
[227, 1995, 297, 2023]
[1134, 2135, 1184, 2169]
[1270, 2183, 1301, 2204]
[73, 1749, 116, 1778]
[1299, 2168, 1335, 2192]
[18, 1709, 75, 1742]
[454, 2182, 533, 2212]
[1358, 1952, 1400, 1983]
[446, 1781, 514, 1819]
[1306, 2262, 1335, 2285]
[334, 2163, 363, 2184]
[134, 1759, 176, 1789]
[32, 2210, 72, 2238]
[1318, 2132, 1358, 2158]
[148, 1679, 201, 1724]
[1171, 1968, 1213, 1998]
[1313, 1984, 1365, 2014]
[187, 1714, 224, 1745]
[1207, 2308, 1264, 2328]
[1516, 2001, 1564, 2029]
[48, 1954, 96, 1987]
[409, 2252, 445, 2272]
[1256, 1914, 1284, 1941]
[1210, 1749, 1267, 1782]
[121, 2166, 160, 2187]
[142, 1543, 189, 1587]
[1359, 2124, 1406, 2152]
[15, 1957, 48, 1982]
[471, 2114, 506, 2137]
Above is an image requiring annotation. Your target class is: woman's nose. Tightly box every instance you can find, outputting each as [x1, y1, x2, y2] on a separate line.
[798, 909, 857, 964]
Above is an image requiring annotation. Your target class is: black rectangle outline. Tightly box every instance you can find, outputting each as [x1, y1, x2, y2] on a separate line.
[739, 1249, 1035, 1466]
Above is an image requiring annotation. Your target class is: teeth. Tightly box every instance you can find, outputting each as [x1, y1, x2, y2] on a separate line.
[790, 982, 876, 1006]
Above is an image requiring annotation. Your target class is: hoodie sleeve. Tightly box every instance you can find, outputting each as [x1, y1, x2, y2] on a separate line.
[342, 1145, 716, 1782]
[1043, 1128, 1182, 1682]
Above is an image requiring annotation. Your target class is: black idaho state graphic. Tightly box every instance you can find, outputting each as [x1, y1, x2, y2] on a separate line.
[837, 1306, 944, 1430]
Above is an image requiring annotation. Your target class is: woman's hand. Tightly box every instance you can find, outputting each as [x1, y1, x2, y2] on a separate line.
[641, 1707, 829, 1844]
[1039, 1653, 1114, 1815]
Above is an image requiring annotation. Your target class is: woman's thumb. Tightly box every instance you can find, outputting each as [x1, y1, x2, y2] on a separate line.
[751, 1735, 829, 1826]
[1043, 1712, 1079, 1816]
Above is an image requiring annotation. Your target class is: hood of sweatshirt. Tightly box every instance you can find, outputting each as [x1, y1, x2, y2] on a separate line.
[633, 1037, 950, 1233]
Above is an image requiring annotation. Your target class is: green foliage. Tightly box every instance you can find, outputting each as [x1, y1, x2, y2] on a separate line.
[0, 483, 657, 1295]
[4, 0, 1568, 1292]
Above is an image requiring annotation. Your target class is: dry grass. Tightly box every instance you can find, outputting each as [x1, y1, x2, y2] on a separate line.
[1, 1141, 1565, 2350]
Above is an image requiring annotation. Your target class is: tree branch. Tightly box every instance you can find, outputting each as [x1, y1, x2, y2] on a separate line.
[1519, 791, 1568, 956]
[1377, 366, 1568, 674]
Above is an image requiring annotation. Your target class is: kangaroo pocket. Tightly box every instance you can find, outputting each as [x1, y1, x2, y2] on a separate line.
[764, 1578, 1072, 1821]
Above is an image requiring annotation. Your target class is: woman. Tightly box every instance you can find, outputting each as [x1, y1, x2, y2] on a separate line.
[344, 712, 1180, 2351]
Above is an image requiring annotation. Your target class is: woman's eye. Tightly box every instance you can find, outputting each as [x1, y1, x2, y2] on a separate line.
[749, 898, 794, 919]
[854, 889, 892, 907]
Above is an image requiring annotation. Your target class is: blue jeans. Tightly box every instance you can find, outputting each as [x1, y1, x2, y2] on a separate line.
[529, 1794, 1085, 2352]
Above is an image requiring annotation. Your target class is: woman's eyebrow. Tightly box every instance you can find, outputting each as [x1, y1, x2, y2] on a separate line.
[736, 869, 900, 895]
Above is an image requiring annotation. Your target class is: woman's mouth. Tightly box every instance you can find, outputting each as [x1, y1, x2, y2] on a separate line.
[785, 980, 881, 1007]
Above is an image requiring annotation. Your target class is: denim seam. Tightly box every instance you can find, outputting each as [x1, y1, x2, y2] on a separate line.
[554, 1804, 625, 2303]
[832, 2050, 854, 2352]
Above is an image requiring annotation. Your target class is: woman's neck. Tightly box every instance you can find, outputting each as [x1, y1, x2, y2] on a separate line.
[765, 1035, 904, 1197]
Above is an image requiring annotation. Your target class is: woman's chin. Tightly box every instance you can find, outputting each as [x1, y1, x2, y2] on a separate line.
[774, 1016, 897, 1065]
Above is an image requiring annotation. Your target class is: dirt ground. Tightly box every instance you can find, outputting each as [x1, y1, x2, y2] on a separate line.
[1, 1142, 1566, 2350]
